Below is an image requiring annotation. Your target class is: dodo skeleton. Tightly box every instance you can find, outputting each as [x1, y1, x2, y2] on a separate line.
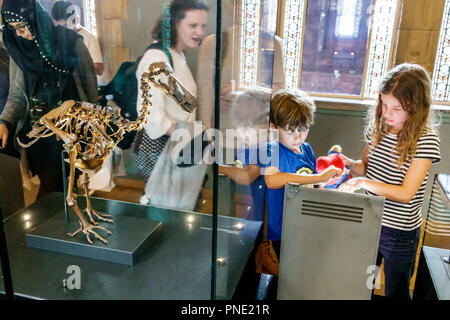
[18, 62, 197, 245]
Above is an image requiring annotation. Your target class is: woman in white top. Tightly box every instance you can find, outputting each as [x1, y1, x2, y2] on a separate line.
[131, 0, 208, 203]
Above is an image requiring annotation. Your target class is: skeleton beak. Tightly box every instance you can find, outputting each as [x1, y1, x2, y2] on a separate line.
[148, 61, 198, 113]
[173, 84, 197, 113]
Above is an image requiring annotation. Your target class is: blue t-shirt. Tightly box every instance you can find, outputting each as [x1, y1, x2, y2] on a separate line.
[265, 141, 316, 241]
[236, 145, 269, 222]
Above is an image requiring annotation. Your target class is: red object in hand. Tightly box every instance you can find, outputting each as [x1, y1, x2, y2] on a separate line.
[316, 153, 345, 185]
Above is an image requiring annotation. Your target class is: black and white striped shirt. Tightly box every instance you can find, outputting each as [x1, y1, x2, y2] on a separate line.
[365, 128, 441, 231]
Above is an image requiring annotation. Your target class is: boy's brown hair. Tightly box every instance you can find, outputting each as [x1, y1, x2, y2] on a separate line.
[270, 88, 316, 131]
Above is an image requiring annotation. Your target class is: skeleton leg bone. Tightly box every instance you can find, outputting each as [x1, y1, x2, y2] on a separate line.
[66, 145, 111, 244]
[80, 172, 114, 225]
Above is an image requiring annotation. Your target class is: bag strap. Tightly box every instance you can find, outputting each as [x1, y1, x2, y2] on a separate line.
[144, 42, 174, 68]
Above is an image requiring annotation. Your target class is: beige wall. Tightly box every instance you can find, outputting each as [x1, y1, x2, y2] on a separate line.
[395, 0, 446, 73]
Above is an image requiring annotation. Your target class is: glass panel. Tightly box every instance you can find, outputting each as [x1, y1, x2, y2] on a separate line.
[422, 175, 450, 250]
[1, 0, 233, 300]
[197, 0, 278, 299]
[432, 0, 450, 102]
[299, 0, 373, 96]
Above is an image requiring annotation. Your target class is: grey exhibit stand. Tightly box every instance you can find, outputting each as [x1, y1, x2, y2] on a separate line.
[277, 184, 385, 300]
[0, 192, 262, 299]
[26, 211, 162, 266]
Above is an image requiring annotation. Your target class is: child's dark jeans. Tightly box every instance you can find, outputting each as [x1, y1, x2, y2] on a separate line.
[376, 225, 421, 300]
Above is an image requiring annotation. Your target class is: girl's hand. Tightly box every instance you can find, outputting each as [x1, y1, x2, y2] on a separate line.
[338, 177, 365, 193]
[0, 123, 9, 149]
[318, 165, 342, 183]
[339, 153, 354, 167]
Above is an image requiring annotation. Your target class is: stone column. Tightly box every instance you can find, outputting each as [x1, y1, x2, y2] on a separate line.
[96, 0, 130, 84]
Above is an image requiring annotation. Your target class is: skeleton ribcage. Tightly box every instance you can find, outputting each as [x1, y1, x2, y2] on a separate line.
[30, 103, 124, 161]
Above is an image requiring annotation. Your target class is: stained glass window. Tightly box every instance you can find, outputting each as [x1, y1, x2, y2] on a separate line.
[240, 0, 261, 88]
[432, 0, 450, 101]
[363, 0, 398, 97]
[282, 0, 306, 89]
[84, 0, 97, 37]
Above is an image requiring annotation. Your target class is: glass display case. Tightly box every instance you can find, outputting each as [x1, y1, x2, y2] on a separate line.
[414, 174, 450, 300]
[0, 0, 267, 300]
[1, 0, 449, 302]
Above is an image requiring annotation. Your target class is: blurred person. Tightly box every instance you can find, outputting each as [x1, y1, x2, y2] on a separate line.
[51, 0, 104, 76]
[130, 0, 208, 205]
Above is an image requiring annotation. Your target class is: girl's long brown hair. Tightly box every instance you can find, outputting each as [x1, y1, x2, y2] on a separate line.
[367, 63, 436, 168]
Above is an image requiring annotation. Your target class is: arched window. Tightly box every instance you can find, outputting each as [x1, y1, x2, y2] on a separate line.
[240, 0, 400, 99]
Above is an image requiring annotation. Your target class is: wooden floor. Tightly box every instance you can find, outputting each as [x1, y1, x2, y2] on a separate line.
[23, 174, 446, 298]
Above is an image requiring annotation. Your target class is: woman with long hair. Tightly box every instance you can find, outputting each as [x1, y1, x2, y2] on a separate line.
[339, 63, 441, 299]
[131, 0, 208, 205]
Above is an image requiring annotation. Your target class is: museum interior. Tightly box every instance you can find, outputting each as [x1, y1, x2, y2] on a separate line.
[0, 0, 449, 300]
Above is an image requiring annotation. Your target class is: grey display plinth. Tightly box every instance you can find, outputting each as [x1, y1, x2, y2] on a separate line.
[26, 210, 162, 266]
[278, 185, 384, 300]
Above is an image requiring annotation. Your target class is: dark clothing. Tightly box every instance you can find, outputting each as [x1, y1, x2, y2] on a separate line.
[25, 134, 65, 197]
[0, 46, 18, 158]
[0, 47, 9, 112]
[2, 0, 81, 77]
[376, 225, 421, 300]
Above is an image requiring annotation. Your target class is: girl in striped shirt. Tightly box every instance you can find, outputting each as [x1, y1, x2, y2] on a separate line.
[339, 63, 441, 299]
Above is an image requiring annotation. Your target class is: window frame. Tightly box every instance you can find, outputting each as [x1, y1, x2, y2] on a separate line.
[238, 0, 403, 102]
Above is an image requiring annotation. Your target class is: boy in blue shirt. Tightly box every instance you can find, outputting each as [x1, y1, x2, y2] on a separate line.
[220, 89, 341, 260]
[219, 88, 271, 222]
[264, 89, 341, 258]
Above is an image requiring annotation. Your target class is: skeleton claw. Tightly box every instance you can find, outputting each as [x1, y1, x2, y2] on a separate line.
[85, 208, 114, 225]
[68, 220, 111, 245]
